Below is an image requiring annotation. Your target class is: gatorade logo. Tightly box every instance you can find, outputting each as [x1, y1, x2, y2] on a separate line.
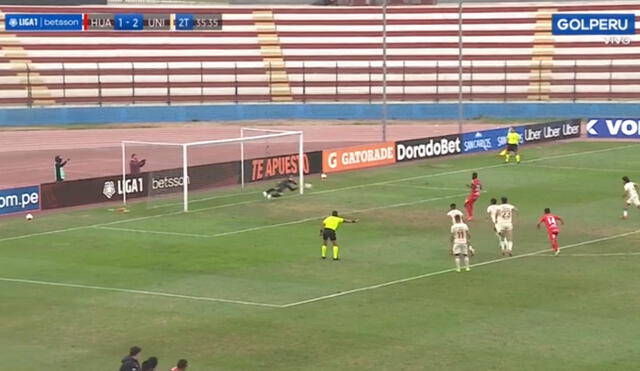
[322, 142, 396, 173]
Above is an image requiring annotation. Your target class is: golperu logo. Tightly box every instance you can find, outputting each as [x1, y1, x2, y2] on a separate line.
[322, 142, 396, 173]
[552, 14, 635, 35]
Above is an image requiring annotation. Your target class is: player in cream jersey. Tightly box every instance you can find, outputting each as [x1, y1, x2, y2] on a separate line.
[447, 203, 474, 255]
[622, 176, 640, 219]
[447, 203, 464, 225]
[450, 214, 471, 272]
[486, 198, 505, 252]
[496, 196, 517, 256]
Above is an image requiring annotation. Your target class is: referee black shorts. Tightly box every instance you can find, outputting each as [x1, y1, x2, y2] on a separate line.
[507, 143, 518, 152]
[322, 228, 337, 242]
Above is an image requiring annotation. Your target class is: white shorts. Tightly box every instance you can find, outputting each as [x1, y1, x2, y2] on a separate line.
[452, 243, 469, 256]
[627, 196, 640, 207]
[497, 223, 513, 233]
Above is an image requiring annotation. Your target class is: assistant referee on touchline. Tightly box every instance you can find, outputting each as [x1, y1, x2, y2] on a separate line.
[503, 127, 521, 164]
[320, 211, 357, 260]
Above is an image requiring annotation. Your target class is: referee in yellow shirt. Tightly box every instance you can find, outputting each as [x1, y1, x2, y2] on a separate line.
[320, 210, 358, 260]
[504, 127, 522, 164]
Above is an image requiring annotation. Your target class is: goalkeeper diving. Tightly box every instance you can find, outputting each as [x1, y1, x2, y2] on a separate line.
[263, 176, 298, 199]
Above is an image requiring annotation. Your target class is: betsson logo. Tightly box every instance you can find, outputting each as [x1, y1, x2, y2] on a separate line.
[152, 175, 189, 190]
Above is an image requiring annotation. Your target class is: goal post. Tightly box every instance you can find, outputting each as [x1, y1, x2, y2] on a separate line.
[120, 140, 183, 208]
[121, 128, 304, 212]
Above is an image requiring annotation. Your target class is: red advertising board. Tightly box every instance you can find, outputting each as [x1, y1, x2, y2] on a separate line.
[322, 142, 396, 173]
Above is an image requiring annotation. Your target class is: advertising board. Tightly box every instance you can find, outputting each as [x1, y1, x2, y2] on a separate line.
[587, 118, 640, 138]
[245, 151, 322, 182]
[0, 186, 40, 215]
[396, 134, 462, 161]
[322, 142, 395, 173]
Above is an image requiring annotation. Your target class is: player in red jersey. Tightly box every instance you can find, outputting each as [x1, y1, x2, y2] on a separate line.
[537, 208, 565, 256]
[464, 172, 482, 221]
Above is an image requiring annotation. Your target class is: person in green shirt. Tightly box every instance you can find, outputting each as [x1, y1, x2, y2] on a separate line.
[320, 210, 358, 260]
[504, 127, 521, 164]
[54, 155, 70, 182]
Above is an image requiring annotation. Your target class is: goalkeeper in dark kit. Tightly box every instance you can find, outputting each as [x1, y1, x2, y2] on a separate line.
[263, 176, 298, 199]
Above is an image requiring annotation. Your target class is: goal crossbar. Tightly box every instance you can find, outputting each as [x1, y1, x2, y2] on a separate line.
[121, 128, 304, 212]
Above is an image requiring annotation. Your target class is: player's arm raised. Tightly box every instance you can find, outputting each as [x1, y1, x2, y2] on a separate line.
[344, 217, 358, 223]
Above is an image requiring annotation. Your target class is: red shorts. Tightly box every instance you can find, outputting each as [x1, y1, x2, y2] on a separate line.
[547, 230, 559, 240]
[466, 195, 479, 203]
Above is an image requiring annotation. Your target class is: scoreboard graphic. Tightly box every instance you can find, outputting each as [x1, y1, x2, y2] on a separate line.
[5, 13, 223, 31]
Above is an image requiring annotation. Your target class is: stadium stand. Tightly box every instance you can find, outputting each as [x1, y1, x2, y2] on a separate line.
[0, 1, 638, 106]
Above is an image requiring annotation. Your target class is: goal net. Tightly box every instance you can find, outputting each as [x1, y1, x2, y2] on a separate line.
[121, 128, 304, 212]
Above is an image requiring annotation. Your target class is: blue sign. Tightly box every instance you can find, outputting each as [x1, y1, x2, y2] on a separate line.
[114, 14, 143, 31]
[5, 14, 83, 32]
[587, 118, 640, 138]
[461, 127, 524, 154]
[0, 186, 40, 215]
[552, 13, 635, 35]
[175, 14, 194, 31]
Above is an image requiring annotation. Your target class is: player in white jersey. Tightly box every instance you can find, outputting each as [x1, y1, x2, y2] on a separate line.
[486, 198, 505, 252]
[496, 196, 517, 256]
[450, 214, 471, 272]
[622, 176, 640, 219]
[447, 203, 474, 255]
[447, 203, 464, 225]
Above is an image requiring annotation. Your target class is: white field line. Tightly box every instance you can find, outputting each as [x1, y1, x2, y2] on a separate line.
[0, 143, 637, 245]
[0, 277, 281, 308]
[532, 252, 640, 257]
[521, 164, 635, 173]
[374, 183, 467, 192]
[93, 192, 470, 239]
[280, 228, 640, 308]
[0, 228, 636, 308]
[149, 190, 249, 209]
[95, 226, 211, 238]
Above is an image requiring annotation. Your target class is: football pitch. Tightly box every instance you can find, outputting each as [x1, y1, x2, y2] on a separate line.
[2, 141, 640, 370]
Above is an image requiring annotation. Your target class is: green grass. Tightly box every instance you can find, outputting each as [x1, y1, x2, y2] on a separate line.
[2, 141, 640, 370]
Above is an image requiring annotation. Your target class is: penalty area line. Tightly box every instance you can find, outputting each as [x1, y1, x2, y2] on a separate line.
[0, 276, 282, 308]
[280, 228, 640, 308]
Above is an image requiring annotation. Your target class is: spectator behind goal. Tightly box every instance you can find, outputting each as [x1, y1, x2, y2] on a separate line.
[129, 153, 147, 175]
[54, 155, 69, 182]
